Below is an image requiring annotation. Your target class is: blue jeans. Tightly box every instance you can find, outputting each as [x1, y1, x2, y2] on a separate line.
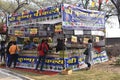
[8, 54, 18, 68]
[35, 55, 46, 71]
[6, 54, 10, 66]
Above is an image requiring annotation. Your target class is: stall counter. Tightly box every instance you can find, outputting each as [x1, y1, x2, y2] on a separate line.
[16, 49, 108, 72]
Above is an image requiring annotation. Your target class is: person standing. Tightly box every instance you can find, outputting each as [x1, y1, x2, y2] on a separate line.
[6, 41, 13, 66]
[8, 41, 20, 68]
[0, 41, 6, 62]
[35, 39, 49, 72]
[85, 39, 93, 70]
[56, 39, 64, 52]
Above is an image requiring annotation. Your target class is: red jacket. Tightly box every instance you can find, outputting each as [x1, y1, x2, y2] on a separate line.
[37, 42, 48, 56]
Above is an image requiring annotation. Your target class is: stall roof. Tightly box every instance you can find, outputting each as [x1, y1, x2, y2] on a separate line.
[36, 18, 62, 24]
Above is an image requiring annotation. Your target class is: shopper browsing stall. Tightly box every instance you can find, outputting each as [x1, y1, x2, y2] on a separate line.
[0, 41, 6, 62]
[85, 39, 93, 70]
[23, 40, 36, 50]
[8, 41, 20, 68]
[35, 39, 49, 71]
[6, 41, 13, 66]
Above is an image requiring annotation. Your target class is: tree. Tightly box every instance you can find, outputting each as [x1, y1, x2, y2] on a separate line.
[0, 0, 30, 41]
[13, 0, 30, 13]
[111, 0, 120, 27]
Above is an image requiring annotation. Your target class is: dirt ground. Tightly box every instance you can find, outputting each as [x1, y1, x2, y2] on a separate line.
[93, 57, 120, 74]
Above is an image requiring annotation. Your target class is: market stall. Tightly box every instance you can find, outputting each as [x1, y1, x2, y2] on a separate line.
[7, 4, 108, 72]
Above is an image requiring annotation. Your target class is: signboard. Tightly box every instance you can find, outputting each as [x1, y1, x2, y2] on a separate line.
[55, 24, 62, 32]
[63, 30, 74, 34]
[30, 28, 38, 34]
[62, 4, 105, 30]
[15, 30, 24, 36]
[71, 36, 77, 43]
[74, 30, 83, 35]
[16, 56, 86, 71]
[91, 31, 104, 36]
[83, 38, 89, 44]
[16, 50, 108, 71]
[8, 6, 61, 23]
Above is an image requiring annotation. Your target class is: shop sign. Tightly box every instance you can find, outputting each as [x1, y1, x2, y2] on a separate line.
[16, 51, 108, 71]
[8, 6, 60, 22]
[62, 4, 105, 30]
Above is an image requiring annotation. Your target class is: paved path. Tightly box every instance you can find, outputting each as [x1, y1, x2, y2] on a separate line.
[0, 68, 32, 80]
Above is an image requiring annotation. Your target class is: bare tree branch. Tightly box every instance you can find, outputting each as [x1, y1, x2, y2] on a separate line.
[14, 0, 30, 13]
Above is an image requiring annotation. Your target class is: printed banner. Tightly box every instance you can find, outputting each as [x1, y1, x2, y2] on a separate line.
[62, 4, 105, 30]
[8, 6, 61, 22]
[16, 50, 108, 71]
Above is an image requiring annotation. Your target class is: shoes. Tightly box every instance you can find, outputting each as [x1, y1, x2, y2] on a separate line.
[86, 67, 91, 70]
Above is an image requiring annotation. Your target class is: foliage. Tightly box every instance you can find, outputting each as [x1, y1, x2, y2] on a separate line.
[111, 0, 120, 27]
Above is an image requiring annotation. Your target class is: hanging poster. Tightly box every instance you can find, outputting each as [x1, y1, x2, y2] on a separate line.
[95, 37, 99, 42]
[55, 24, 62, 32]
[62, 4, 105, 30]
[83, 38, 89, 44]
[15, 30, 24, 36]
[10, 36, 17, 41]
[24, 37, 30, 41]
[30, 28, 37, 34]
[71, 36, 77, 43]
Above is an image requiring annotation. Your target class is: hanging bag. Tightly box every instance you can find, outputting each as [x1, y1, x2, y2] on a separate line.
[83, 48, 89, 55]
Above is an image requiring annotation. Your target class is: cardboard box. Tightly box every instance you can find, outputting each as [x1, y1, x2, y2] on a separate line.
[61, 69, 72, 75]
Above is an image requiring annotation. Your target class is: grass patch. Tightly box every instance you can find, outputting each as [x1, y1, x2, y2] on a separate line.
[9, 68, 120, 80]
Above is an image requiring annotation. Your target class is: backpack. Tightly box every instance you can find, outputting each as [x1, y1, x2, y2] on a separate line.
[38, 44, 42, 51]
[38, 43, 48, 53]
